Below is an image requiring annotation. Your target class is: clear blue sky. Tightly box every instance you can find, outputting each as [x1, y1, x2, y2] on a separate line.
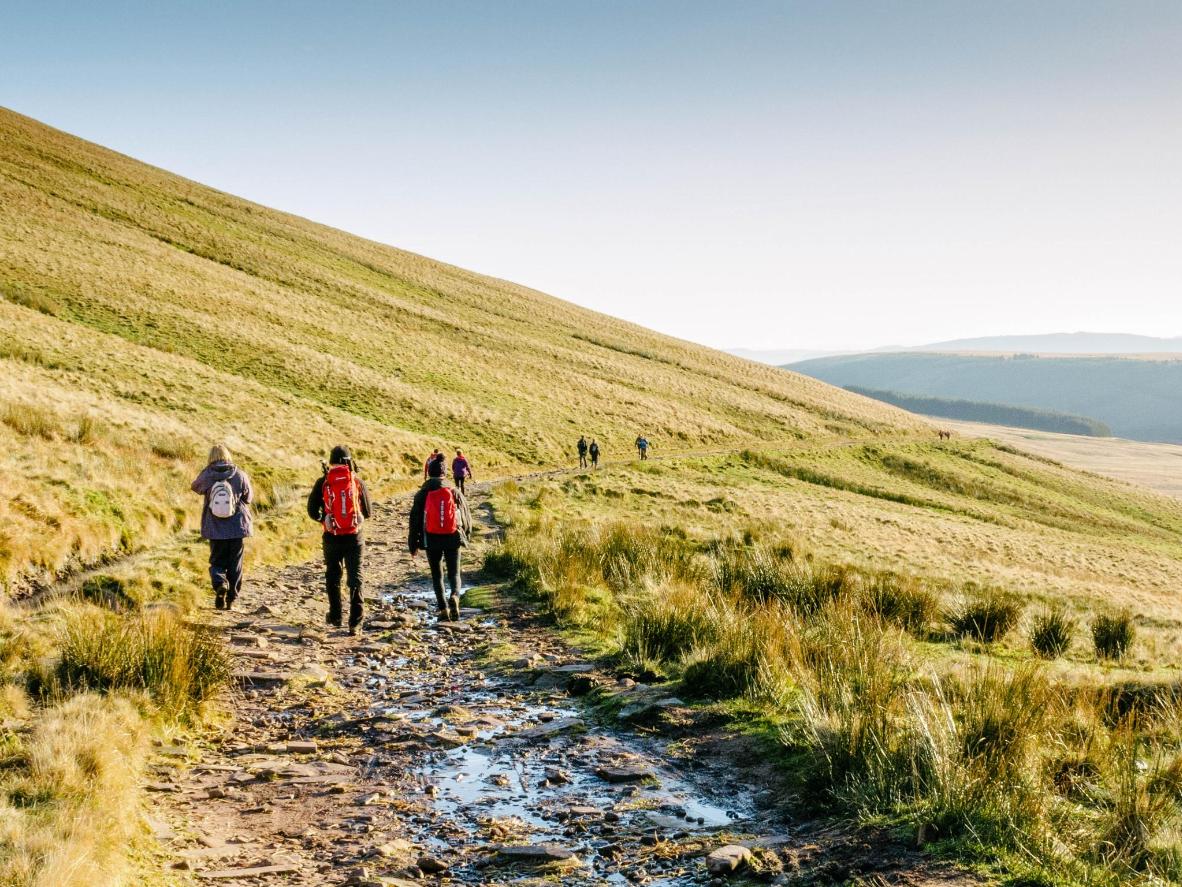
[3, 1, 1180, 349]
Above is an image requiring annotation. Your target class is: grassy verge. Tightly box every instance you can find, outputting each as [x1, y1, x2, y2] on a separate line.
[485, 460, 1182, 886]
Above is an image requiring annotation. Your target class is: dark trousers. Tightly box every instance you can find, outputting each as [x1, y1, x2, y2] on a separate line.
[323, 533, 364, 627]
[578, 453, 587, 468]
[425, 533, 461, 610]
[209, 538, 244, 602]
[454, 475, 467, 494]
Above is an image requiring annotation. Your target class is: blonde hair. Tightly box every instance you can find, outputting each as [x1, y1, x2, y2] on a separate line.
[207, 443, 232, 466]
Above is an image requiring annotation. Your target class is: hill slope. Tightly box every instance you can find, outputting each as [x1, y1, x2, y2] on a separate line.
[790, 351, 1182, 442]
[0, 107, 916, 590]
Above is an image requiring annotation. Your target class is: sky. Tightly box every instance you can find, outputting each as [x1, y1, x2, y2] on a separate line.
[3, 1, 1180, 350]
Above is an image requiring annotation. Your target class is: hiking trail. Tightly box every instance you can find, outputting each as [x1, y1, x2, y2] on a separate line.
[150, 477, 977, 886]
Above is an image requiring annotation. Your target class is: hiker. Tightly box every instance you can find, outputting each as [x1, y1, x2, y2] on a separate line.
[307, 445, 372, 634]
[409, 458, 472, 621]
[636, 435, 650, 460]
[451, 449, 473, 494]
[423, 448, 443, 479]
[577, 435, 588, 469]
[589, 438, 600, 468]
[190, 444, 254, 610]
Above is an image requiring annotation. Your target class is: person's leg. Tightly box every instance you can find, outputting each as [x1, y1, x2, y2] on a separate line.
[455, 476, 465, 495]
[426, 543, 447, 613]
[225, 538, 245, 608]
[444, 537, 461, 620]
[209, 540, 229, 608]
[345, 535, 364, 631]
[323, 535, 344, 627]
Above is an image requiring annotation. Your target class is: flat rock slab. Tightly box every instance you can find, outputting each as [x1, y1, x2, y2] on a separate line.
[494, 843, 577, 863]
[197, 863, 300, 879]
[595, 764, 656, 783]
[232, 671, 292, 689]
[511, 717, 584, 741]
[706, 844, 752, 875]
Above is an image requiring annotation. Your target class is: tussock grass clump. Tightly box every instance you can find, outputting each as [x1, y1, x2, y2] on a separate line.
[713, 545, 853, 616]
[1, 402, 61, 440]
[0, 693, 146, 887]
[681, 607, 793, 703]
[1029, 608, 1075, 659]
[860, 573, 939, 635]
[622, 581, 719, 668]
[1093, 610, 1135, 661]
[949, 591, 1022, 643]
[54, 609, 228, 715]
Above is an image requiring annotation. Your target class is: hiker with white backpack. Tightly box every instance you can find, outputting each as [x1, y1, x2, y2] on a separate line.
[307, 445, 372, 634]
[191, 443, 255, 610]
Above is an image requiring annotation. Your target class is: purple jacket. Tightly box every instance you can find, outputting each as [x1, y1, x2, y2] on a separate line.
[191, 461, 254, 540]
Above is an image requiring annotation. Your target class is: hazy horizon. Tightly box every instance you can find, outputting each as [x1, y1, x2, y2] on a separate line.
[5, 1, 1179, 351]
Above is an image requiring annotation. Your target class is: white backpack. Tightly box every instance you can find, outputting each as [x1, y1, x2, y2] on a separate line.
[208, 479, 237, 519]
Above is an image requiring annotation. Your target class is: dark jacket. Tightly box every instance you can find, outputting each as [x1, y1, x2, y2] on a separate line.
[408, 478, 472, 554]
[191, 461, 254, 541]
[307, 472, 372, 536]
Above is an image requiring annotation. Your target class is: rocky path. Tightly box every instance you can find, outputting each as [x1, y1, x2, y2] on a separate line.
[149, 487, 793, 886]
[150, 483, 978, 886]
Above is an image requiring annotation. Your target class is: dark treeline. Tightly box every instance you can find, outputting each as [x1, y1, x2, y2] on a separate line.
[846, 386, 1112, 437]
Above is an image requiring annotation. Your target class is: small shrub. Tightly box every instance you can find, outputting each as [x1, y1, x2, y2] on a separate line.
[1093, 610, 1135, 661]
[861, 573, 939, 634]
[1029, 608, 1075, 659]
[55, 610, 229, 715]
[949, 592, 1022, 643]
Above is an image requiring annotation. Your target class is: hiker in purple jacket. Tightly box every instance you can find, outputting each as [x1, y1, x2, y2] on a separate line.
[190, 444, 254, 610]
[451, 449, 473, 494]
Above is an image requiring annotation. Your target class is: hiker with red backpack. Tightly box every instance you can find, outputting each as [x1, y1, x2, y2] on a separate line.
[409, 457, 472, 621]
[307, 445, 372, 634]
[451, 449, 473, 494]
[191, 444, 254, 610]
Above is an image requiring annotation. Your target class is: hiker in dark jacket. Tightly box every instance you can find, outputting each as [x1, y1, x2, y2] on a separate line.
[589, 439, 600, 468]
[307, 445, 372, 634]
[577, 436, 588, 469]
[409, 459, 473, 621]
[191, 444, 254, 610]
[451, 449, 473, 494]
[423, 448, 444, 480]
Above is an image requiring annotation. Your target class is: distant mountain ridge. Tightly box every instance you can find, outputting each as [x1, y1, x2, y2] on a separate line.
[911, 332, 1182, 355]
[789, 352, 1182, 444]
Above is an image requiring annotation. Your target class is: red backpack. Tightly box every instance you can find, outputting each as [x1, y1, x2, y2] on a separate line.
[424, 487, 458, 535]
[322, 465, 363, 535]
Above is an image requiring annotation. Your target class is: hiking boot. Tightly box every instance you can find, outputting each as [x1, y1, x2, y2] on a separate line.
[348, 621, 361, 636]
[214, 594, 225, 610]
[447, 595, 461, 622]
[437, 607, 449, 621]
[214, 582, 228, 610]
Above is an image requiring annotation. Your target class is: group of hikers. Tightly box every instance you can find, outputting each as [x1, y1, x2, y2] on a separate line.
[191, 443, 472, 633]
[192, 433, 651, 631]
[576, 433, 650, 467]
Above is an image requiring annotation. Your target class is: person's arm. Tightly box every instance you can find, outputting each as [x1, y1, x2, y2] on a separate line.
[358, 479, 372, 520]
[455, 490, 473, 539]
[306, 478, 324, 522]
[239, 470, 254, 506]
[407, 489, 425, 554]
[191, 468, 210, 495]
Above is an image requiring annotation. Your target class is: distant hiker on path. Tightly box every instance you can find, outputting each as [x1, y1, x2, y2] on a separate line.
[589, 439, 600, 468]
[307, 446, 372, 634]
[191, 444, 254, 610]
[451, 449, 473, 494]
[635, 436, 650, 460]
[577, 435, 589, 469]
[409, 458, 472, 621]
[423, 448, 444, 479]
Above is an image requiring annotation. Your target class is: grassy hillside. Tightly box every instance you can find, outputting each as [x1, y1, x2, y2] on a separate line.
[847, 385, 1112, 436]
[791, 351, 1182, 442]
[0, 106, 914, 592]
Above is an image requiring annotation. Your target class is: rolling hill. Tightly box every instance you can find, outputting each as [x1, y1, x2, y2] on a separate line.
[0, 107, 914, 592]
[790, 351, 1182, 443]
